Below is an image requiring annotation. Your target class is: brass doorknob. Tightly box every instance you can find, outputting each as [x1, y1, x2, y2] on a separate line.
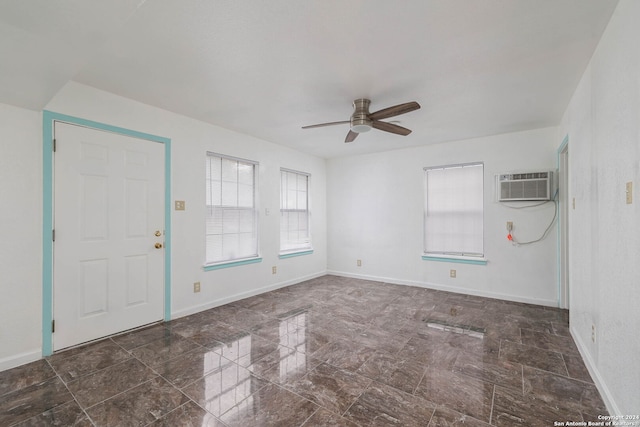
[155, 243, 163, 249]
[155, 230, 162, 237]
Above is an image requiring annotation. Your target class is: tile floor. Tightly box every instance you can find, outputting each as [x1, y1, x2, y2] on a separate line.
[1, 275, 608, 426]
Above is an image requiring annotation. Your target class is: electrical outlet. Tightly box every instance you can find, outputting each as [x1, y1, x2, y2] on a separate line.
[450, 269, 456, 278]
[272, 266, 277, 274]
[506, 221, 513, 232]
[357, 259, 362, 267]
[591, 324, 596, 343]
[193, 282, 201, 293]
[175, 200, 185, 211]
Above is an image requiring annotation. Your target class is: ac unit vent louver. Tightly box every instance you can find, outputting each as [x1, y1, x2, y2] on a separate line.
[498, 171, 553, 201]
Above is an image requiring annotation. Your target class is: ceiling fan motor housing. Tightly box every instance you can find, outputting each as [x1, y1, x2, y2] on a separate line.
[351, 98, 373, 133]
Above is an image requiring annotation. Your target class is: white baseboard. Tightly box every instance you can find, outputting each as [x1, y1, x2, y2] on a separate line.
[171, 271, 327, 319]
[0, 271, 560, 375]
[570, 327, 620, 415]
[326, 270, 558, 307]
[0, 349, 42, 373]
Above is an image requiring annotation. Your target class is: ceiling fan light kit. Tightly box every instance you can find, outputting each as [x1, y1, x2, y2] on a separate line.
[303, 98, 421, 143]
[350, 98, 373, 133]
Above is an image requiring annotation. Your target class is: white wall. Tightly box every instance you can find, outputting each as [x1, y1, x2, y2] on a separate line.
[0, 103, 42, 369]
[327, 127, 560, 306]
[559, 0, 640, 414]
[45, 82, 327, 319]
[0, 82, 327, 370]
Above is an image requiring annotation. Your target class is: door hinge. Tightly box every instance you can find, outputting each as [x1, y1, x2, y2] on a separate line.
[53, 139, 56, 152]
[52, 320, 55, 333]
[52, 229, 55, 242]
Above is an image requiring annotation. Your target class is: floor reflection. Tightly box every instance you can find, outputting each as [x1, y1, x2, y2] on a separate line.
[279, 312, 307, 382]
[203, 335, 255, 417]
[202, 311, 310, 421]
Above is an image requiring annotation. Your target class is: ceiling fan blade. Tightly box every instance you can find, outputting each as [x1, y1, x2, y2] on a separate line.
[345, 130, 359, 143]
[372, 120, 412, 136]
[368, 101, 421, 121]
[302, 120, 350, 129]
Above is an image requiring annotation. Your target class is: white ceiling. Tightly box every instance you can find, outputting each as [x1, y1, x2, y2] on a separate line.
[0, 0, 618, 158]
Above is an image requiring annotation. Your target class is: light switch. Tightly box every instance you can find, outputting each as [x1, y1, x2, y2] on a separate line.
[626, 182, 633, 204]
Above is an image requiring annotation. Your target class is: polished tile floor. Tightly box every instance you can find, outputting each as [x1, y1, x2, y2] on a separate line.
[1, 275, 607, 426]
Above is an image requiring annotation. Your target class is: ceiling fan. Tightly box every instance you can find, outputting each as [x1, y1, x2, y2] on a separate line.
[302, 98, 421, 143]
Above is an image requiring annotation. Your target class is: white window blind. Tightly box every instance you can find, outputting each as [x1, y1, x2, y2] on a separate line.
[424, 163, 484, 256]
[280, 169, 311, 253]
[206, 153, 258, 265]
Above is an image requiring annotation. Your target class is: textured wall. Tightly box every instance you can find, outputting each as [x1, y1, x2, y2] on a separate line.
[1, 81, 328, 370]
[559, 0, 640, 414]
[0, 104, 42, 369]
[327, 127, 560, 306]
[45, 82, 328, 319]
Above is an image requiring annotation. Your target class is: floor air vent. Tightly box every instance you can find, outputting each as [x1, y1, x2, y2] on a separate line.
[422, 318, 485, 338]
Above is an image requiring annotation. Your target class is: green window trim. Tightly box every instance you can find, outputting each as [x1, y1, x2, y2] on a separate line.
[279, 250, 314, 259]
[422, 255, 488, 265]
[203, 257, 263, 271]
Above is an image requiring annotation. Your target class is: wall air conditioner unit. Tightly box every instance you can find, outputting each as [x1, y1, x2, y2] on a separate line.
[498, 171, 553, 201]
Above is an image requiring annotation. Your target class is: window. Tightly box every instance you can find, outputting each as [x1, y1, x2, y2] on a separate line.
[205, 153, 258, 266]
[424, 162, 484, 257]
[280, 169, 311, 255]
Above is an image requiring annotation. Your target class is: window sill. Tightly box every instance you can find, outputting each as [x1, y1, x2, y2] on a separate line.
[422, 254, 487, 265]
[204, 257, 262, 271]
[279, 249, 314, 259]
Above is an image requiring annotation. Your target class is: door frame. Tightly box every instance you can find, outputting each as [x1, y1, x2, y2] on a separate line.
[557, 134, 569, 309]
[42, 110, 172, 356]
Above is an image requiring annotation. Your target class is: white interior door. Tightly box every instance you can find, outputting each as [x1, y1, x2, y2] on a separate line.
[53, 122, 165, 350]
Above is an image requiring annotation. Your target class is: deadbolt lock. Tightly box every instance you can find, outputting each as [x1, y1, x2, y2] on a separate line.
[155, 230, 162, 237]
